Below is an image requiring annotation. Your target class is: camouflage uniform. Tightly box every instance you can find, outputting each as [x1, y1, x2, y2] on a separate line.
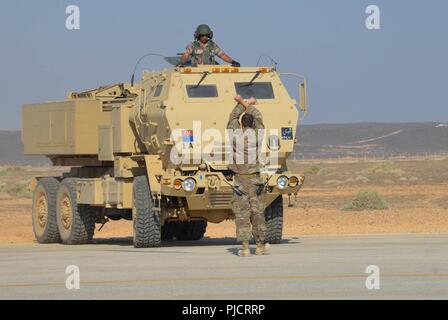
[185, 40, 224, 66]
[226, 103, 267, 243]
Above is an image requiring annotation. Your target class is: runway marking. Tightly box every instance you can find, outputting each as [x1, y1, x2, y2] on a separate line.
[1, 273, 448, 290]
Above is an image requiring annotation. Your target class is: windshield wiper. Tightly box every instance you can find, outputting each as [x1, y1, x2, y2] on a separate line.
[194, 71, 210, 88]
[241, 71, 261, 87]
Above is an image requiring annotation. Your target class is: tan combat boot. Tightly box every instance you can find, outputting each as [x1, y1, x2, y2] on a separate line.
[238, 241, 251, 257]
[255, 242, 270, 255]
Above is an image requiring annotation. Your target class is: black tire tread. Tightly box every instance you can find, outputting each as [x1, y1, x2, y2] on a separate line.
[264, 195, 283, 244]
[58, 178, 95, 244]
[176, 220, 207, 241]
[161, 221, 179, 240]
[33, 177, 60, 243]
[133, 176, 161, 248]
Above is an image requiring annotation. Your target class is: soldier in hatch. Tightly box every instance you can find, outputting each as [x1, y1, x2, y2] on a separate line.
[178, 24, 241, 67]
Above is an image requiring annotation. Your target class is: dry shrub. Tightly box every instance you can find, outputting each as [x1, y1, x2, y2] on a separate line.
[355, 175, 369, 183]
[304, 165, 322, 175]
[324, 179, 343, 185]
[0, 182, 31, 199]
[371, 162, 404, 176]
[342, 190, 388, 211]
[0, 166, 24, 177]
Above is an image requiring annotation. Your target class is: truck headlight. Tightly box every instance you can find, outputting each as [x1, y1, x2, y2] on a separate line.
[182, 178, 196, 192]
[173, 179, 182, 190]
[276, 176, 288, 190]
[288, 176, 299, 187]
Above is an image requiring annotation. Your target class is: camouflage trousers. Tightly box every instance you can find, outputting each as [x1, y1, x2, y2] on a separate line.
[232, 174, 267, 243]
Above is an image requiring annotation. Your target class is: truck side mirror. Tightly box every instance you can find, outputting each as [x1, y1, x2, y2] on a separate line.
[299, 81, 307, 112]
[279, 72, 308, 114]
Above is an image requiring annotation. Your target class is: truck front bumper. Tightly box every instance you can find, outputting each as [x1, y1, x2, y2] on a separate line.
[160, 172, 304, 210]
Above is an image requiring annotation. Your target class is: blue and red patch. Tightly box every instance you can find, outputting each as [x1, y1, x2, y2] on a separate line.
[182, 130, 194, 143]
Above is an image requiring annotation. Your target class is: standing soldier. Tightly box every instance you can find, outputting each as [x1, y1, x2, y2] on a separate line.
[227, 95, 269, 257]
[178, 24, 240, 67]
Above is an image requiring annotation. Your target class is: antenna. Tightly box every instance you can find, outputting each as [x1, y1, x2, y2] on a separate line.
[256, 54, 278, 70]
[130, 52, 166, 87]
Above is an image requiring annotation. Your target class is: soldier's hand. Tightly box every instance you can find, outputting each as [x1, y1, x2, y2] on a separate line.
[234, 94, 245, 105]
[231, 60, 241, 67]
[246, 97, 257, 105]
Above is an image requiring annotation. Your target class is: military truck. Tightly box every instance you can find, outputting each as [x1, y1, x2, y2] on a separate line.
[22, 65, 307, 248]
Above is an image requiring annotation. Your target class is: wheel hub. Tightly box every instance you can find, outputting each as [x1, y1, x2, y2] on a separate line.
[37, 193, 48, 228]
[60, 195, 72, 230]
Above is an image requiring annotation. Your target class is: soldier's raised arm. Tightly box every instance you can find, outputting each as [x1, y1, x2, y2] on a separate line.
[233, 95, 264, 130]
[227, 102, 245, 130]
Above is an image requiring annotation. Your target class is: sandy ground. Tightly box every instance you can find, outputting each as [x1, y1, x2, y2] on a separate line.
[0, 160, 447, 244]
[1, 184, 447, 244]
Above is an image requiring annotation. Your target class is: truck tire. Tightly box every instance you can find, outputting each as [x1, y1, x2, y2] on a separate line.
[161, 221, 182, 240]
[132, 176, 161, 248]
[264, 196, 283, 244]
[56, 178, 96, 244]
[32, 177, 61, 243]
[176, 219, 207, 241]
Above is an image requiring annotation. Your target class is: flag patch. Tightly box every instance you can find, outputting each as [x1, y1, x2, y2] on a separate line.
[182, 130, 194, 142]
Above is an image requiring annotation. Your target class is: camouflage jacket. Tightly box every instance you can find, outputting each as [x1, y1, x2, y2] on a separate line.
[226, 104, 265, 174]
[185, 40, 224, 66]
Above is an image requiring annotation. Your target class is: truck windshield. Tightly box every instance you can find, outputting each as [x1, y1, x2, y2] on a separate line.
[235, 82, 275, 99]
[186, 85, 218, 98]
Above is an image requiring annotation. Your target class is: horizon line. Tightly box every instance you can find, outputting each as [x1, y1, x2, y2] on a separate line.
[2, 120, 448, 132]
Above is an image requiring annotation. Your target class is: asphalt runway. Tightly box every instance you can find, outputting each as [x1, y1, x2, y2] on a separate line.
[0, 234, 447, 299]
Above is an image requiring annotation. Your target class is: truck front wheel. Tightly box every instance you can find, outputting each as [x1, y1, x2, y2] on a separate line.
[162, 221, 183, 240]
[56, 178, 95, 244]
[132, 176, 161, 248]
[176, 220, 208, 241]
[264, 196, 284, 244]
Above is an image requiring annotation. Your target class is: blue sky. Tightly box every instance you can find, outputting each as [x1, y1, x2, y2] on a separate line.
[0, 0, 447, 129]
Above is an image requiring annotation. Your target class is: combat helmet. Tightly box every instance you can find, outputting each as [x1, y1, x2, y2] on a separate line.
[194, 24, 213, 39]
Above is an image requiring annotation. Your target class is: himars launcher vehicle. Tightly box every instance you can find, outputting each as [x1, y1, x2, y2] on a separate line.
[21, 64, 308, 248]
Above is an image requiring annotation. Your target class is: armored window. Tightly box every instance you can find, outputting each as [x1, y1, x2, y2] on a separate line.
[186, 85, 218, 98]
[153, 85, 163, 97]
[234, 82, 275, 99]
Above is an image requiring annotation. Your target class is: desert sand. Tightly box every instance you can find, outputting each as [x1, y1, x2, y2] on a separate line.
[1, 159, 447, 244]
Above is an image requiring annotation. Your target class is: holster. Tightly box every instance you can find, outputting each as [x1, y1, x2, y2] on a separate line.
[256, 183, 266, 196]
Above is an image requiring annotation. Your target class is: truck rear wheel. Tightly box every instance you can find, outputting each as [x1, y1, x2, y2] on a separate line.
[132, 176, 161, 248]
[176, 219, 207, 241]
[32, 177, 60, 243]
[56, 178, 96, 244]
[264, 196, 283, 244]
